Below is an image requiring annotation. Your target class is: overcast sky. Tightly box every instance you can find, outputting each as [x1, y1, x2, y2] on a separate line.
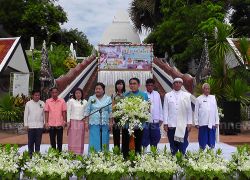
[57, 0, 133, 46]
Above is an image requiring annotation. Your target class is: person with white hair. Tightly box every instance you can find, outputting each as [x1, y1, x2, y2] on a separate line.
[163, 78, 193, 155]
[194, 83, 219, 149]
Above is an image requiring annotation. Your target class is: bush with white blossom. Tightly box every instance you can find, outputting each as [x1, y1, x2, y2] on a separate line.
[230, 144, 250, 179]
[22, 148, 84, 180]
[129, 147, 180, 180]
[182, 148, 231, 180]
[84, 148, 130, 180]
[0, 144, 20, 179]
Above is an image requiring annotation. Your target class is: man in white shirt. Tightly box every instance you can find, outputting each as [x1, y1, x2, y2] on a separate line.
[163, 78, 192, 155]
[194, 83, 219, 149]
[142, 78, 163, 148]
[24, 90, 45, 156]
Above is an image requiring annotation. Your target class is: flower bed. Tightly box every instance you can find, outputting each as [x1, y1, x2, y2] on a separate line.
[129, 147, 180, 180]
[0, 144, 20, 179]
[1, 144, 250, 179]
[230, 145, 250, 179]
[181, 148, 231, 180]
[85, 150, 130, 180]
[22, 148, 83, 180]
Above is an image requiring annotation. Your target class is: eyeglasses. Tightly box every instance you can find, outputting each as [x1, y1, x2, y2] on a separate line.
[129, 83, 138, 85]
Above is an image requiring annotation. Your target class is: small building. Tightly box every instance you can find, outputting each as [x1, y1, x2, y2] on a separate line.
[0, 37, 31, 96]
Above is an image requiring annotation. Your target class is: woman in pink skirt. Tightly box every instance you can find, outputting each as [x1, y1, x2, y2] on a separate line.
[67, 88, 87, 154]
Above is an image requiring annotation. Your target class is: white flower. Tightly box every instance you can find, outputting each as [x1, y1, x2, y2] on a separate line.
[22, 150, 83, 179]
[113, 96, 150, 135]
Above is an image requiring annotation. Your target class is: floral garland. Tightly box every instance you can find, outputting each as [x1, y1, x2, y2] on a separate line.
[112, 96, 150, 135]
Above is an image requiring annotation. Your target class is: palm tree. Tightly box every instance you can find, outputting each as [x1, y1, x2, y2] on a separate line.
[129, 0, 162, 32]
[210, 21, 233, 83]
[210, 21, 234, 79]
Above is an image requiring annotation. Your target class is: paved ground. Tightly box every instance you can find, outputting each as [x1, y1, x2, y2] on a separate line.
[0, 127, 250, 146]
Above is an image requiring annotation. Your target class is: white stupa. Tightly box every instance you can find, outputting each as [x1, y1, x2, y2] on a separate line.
[100, 11, 141, 44]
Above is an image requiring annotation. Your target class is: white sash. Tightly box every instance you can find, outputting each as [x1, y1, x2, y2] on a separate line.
[174, 94, 189, 142]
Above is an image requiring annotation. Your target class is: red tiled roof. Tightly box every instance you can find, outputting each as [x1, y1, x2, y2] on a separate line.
[0, 39, 15, 65]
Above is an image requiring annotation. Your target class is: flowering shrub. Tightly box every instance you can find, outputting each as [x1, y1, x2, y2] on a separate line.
[85, 149, 130, 180]
[2, 144, 250, 179]
[64, 57, 77, 70]
[22, 148, 83, 180]
[129, 147, 180, 180]
[0, 144, 20, 179]
[182, 148, 231, 180]
[230, 145, 250, 179]
[113, 96, 150, 135]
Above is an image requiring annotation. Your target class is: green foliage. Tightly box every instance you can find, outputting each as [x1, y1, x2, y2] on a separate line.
[210, 22, 234, 64]
[239, 37, 250, 65]
[129, 149, 136, 158]
[48, 45, 69, 78]
[50, 28, 93, 57]
[224, 78, 250, 105]
[0, 1, 93, 56]
[64, 57, 77, 70]
[112, 145, 121, 155]
[0, 0, 67, 49]
[230, 144, 250, 179]
[144, 1, 226, 72]
[230, 0, 250, 37]
[27, 45, 70, 89]
[183, 148, 231, 180]
[129, 0, 162, 32]
[0, 95, 23, 122]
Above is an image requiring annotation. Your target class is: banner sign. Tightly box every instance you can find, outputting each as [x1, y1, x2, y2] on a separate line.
[10, 72, 34, 97]
[98, 44, 153, 70]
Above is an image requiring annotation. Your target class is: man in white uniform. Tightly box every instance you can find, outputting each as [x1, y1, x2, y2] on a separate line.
[142, 78, 163, 148]
[194, 83, 219, 149]
[163, 78, 193, 155]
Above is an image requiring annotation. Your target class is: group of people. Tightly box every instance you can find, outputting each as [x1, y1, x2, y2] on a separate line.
[24, 77, 219, 157]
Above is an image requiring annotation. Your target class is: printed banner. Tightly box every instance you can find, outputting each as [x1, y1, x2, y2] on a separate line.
[98, 44, 153, 70]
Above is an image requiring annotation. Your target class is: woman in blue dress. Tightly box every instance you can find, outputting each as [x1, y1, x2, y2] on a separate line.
[85, 82, 112, 152]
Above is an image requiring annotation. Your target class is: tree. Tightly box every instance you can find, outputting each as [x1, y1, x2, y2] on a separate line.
[28, 45, 70, 89]
[0, 0, 67, 49]
[144, 1, 226, 72]
[50, 28, 93, 57]
[129, 0, 162, 32]
[230, 0, 250, 37]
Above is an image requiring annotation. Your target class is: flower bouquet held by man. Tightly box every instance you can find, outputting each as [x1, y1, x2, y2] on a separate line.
[113, 78, 150, 158]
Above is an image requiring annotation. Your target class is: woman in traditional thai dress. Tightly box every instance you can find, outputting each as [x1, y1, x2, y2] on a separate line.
[67, 88, 87, 155]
